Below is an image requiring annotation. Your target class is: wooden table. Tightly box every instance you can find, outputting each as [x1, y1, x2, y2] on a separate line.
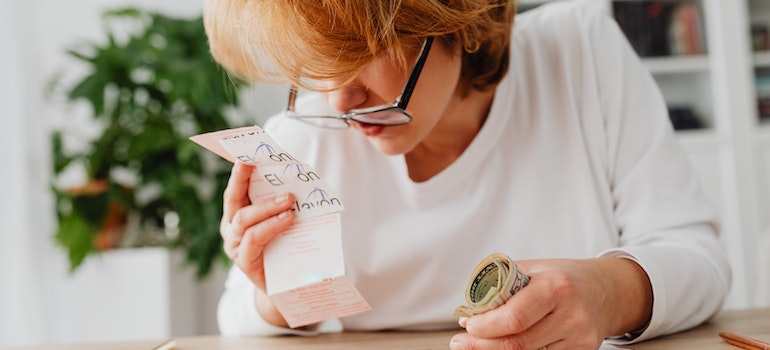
[632, 307, 770, 349]
[8, 307, 769, 350]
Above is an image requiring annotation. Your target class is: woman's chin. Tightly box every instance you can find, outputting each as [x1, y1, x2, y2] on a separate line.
[369, 140, 411, 156]
[353, 122, 415, 155]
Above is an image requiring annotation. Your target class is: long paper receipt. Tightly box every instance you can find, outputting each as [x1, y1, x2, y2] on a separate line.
[190, 125, 371, 328]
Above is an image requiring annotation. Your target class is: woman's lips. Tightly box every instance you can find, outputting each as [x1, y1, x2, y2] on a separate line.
[355, 123, 385, 137]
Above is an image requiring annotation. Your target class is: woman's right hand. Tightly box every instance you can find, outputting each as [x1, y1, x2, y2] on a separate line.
[221, 162, 296, 322]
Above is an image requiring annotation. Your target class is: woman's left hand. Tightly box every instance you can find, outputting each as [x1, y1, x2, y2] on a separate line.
[450, 257, 652, 350]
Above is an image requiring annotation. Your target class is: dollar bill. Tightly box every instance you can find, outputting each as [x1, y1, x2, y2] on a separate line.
[453, 253, 529, 317]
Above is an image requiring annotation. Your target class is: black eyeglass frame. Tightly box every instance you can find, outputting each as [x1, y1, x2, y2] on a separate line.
[285, 37, 434, 129]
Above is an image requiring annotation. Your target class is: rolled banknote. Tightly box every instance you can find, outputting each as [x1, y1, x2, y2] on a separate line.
[453, 253, 529, 317]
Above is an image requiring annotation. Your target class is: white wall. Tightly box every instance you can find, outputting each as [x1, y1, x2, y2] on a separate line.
[0, 0, 283, 346]
[0, 1, 51, 345]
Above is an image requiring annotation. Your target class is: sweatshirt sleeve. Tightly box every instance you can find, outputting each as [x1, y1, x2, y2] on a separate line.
[217, 265, 321, 336]
[568, 5, 732, 344]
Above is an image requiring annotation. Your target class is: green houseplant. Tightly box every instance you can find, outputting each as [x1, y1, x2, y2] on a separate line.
[50, 8, 245, 278]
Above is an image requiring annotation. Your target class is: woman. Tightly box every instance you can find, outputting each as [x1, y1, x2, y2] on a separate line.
[204, 0, 730, 349]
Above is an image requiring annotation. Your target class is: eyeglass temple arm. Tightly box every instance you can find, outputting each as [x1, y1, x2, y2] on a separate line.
[396, 36, 434, 109]
[288, 37, 433, 112]
[287, 85, 299, 113]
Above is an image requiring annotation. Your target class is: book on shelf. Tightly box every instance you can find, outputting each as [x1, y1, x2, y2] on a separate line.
[613, 1, 706, 58]
[756, 69, 770, 121]
[668, 106, 704, 130]
[752, 24, 770, 52]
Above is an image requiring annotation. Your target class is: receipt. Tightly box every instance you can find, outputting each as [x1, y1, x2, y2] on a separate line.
[191, 126, 370, 328]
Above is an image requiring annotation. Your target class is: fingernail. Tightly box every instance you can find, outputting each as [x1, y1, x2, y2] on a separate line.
[458, 317, 468, 328]
[449, 335, 465, 350]
[274, 194, 290, 205]
[278, 211, 291, 220]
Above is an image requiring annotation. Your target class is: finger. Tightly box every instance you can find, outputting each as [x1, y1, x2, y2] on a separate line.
[452, 314, 565, 350]
[223, 162, 255, 222]
[493, 309, 600, 350]
[225, 222, 241, 243]
[221, 222, 238, 257]
[235, 209, 296, 291]
[240, 210, 295, 256]
[499, 312, 565, 350]
[228, 193, 295, 242]
[465, 273, 556, 338]
[450, 332, 546, 350]
[220, 162, 253, 249]
[222, 193, 294, 259]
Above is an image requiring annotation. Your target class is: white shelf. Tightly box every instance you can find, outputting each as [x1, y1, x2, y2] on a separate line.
[676, 129, 721, 153]
[643, 55, 711, 75]
[755, 123, 770, 146]
[754, 51, 770, 68]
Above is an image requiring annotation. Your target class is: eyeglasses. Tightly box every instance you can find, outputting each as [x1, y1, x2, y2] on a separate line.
[285, 37, 434, 129]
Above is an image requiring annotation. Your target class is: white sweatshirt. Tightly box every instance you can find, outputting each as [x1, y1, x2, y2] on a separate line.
[217, 2, 731, 344]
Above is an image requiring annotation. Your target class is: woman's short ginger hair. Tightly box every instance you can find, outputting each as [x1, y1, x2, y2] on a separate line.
[204, 0, 516, 91]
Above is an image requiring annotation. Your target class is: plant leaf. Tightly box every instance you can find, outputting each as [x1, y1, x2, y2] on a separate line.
[55, 212, 98, 271]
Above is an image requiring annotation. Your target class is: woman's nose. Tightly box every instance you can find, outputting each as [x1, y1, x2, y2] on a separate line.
[326, 85, 368, 113]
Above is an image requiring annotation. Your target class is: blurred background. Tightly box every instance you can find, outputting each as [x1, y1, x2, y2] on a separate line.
[1, 0, 769, 347]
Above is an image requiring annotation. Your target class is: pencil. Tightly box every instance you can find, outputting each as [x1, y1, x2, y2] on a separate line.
[152, 339, 177, 350]
[719, 332, 770, 350]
